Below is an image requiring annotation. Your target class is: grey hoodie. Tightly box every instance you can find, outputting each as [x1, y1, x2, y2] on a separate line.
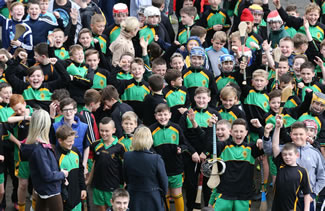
[263, 137, 325, 195]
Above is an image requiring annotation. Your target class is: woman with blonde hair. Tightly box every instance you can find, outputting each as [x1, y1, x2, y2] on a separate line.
[123, 126, 168, 211]
[109, 16, 140, 66]
[21, 109, 68, 211]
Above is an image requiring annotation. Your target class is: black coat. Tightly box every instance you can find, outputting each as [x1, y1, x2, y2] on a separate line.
[123, 150, 168, 211]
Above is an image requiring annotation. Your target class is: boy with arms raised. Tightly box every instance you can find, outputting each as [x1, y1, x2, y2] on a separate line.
[87, 117, 125, 211]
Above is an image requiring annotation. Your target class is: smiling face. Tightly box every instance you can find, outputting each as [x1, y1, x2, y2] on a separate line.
[152, 64, 167, 77]
[86, 53, 100, 70]
[270, 96, 281, 113]
[59, 135, 75, 151]
[155, 110, 171, 126]
[252, 76, 268, 91]
[278, 61, 289, 77]
[281, 149, 298, 166]
[121, 119, 137, 134]
[211, 39, 225, 52]
[28, 3, 41, 20]
[0, 86, 12, 104]
[301, 68, 315, 83]
[190, 55, 204, 67]
[194, 92, 210, 109]
[91, 21, 105, 36]
[269, 21, 282, 31]
[221, 96, 236, 109]
[62, 103, 77, 122]
[310, 100, 325, 115]
[29, 69, 44, 89]
[231, 124, 248, 145]
[279, 40, 294, 57]
[79, 32, 92, 48]
[12, 102, 27, 116]
[71, 49, 84, 64]
[290, 128, 307, 147]
[11, 4, 25, 21]
[293, 58, 306, 78]
[306, 10, 320, 26]
[221, 61, 234, 72]
[99, 122, 116, 141]
[216, 123, 231, 141]
[111, 196, 129, 211]
[131, 63, 145, 80]
[53, 30, 66, 48]
[170, 57, 184, 72]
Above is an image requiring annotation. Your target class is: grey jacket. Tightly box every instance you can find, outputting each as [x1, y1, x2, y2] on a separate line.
[263, 136, 325, 195]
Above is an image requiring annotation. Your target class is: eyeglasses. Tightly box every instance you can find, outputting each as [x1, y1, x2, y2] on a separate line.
[62, 108, 76, 113]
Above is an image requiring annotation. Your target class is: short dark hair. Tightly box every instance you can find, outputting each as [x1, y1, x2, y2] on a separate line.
[27, 66, 43, 77]
[51, 89, 70, 101]
[34, 43, 49, 57]
[148, 74, 164, 91]
[191, 26, 207, 38]
[59, 98, 77, 111]
[101, 85, 119, 101]
[155, 103, 169, 113]
[286, 4, 297, 12]
[100, 117, 115, 127]
[279, 73, 294, 84]
[300, 61, 315, 72]
[268, 89, 282, 101]
[232, 118, 247, 130]
[180, 6, 197, 17]
[282, 142, 298, 154]
[56, 125, 76, 140]
[84, 89, 101, 106]
[111, 188, 129, 201]
[291, 121, 307, 132]
[152, 0, 164, 8]
[165, 69, 182, 85]
[195, 87, 210, 97]
[152, 57, 166, 69]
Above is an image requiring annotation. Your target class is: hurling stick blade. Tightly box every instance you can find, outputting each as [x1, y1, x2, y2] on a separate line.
[14, 24, 26, 41]
[239, 22, 247, 41]
[207, 155, 220, 189]
[273, 47, 282, 67]
[279, 86, 292, 114]
[193, 173, 203, 211]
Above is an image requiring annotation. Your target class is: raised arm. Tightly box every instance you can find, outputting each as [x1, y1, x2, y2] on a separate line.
[272, 115, 283, 157]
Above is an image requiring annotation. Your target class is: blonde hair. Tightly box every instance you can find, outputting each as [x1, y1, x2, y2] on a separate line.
[305, 3, 320, 15]
[252, 69, 268, 79]
[220, 86, 237, 100]
[131, 127, 153, 151]
[26, 109, 51, 144]
[91, 14, 105, 25]
[122, 111, 138, 123]
[212, 31, 227, 43]
[121, 17, 140, 33]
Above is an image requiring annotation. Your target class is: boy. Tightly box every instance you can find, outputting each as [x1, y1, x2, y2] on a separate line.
[206, 118, 264, 211]
[190, 26, 207, 47]
[284, 5, 298, 37]
[163, 69, 190, 123]
[269, 119, 325, 211]
[85, 49, 110, 90]
[152, 57, 167, 77]
[64, 44, 94, 109]
[115, 53, 134, 79]
[293, 33, 309, 55]
[267, 10, 289, 48]
[118, 111, 138, 152]
[105, 3, 128, 44]
[109, 58, 149, 118]
[150, 104, 198, 211]
[183, 46, 218, 106]
[52, 98, 90, 175]
[198, 0, 231, 46]
[54, 125, 87, 211]
[217, 86, 246, 123]
[267, 56, 290, 92]
[87, 117, 125, 210]
[272, 142, 311, 211]
[177, 6, 198, 44]
[206, 31, 229, 77]
[142, 74, 166, 126]
[216, 119, 231, 142]
[292, 55, 307, 83]
[0, 2, 32, 53]
[249, 4, 267, 41]
[107, 188, 130, 211]
[39, 0, 57, 23]
[179, 87, 221, 210]
[90, 14, 108, 55]
[170, 53, 185, 72]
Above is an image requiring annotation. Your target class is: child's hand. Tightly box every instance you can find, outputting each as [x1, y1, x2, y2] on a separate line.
[250, 118, 262, 128]
[303, 16, 309, 30]
[231, 46, 238, 54]
[154, 35, 159, 42]
[81, 190, 87, 200]
[239, 60, 247, 70]
[179, 45, 186, 52]
[61, 169, 69, 178]
[275, 115, 283, 129]
[0, 54, 8, 63]
[49, 102, 57, 118]
[70, 8, 78, 25]
[297, 82, 305, 89]
[213, 24, 223, 31]
[264, 123, 274, 137]
[306, 136, 314, 144]
[10, 40, 21, 47]
[256, 139, 263, 150]
[187, 108, 195, 122]
[49, 57, 57, 65]
[177, 147, 182, 154]
[93, 38, 99, 44]
[48, 33, 54, 46]
[53, 11, 60, 19]
[273, 0, 281, 9]
[314, 56, 323, 67]
[262, 40, 272, 52]
[199, 152, 207, 162]
[178, 107, 188, 114]
[208, 114, 218, 127]
[249, 42, 260, 50]
[140, 36, 148, 49]
[0, 155, 4, 162]
[18, 51, 28, 61]
[191, 152, 200, 163]
[174, 40, 180, 46]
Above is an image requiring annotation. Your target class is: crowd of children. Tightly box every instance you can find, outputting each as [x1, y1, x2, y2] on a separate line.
[0, 0, 325, 210]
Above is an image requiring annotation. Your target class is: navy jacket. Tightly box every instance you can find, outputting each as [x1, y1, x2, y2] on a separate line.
[21, 142, 65, 196]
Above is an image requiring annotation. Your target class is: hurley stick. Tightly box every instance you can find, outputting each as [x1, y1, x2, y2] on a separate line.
[273, 47, 282, 89]
[259, 162, 267, 211]
[207, 124, 220, 189]
[238, 22, 247, 85]
[7, 24, 26, 52]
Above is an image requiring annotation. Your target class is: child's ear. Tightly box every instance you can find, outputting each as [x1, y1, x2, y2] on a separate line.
[64, 36, 68, 42]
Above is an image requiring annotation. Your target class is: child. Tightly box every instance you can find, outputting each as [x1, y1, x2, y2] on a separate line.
[64, 44, 94, 109]
[52, 98, 90, 174]
[198, 0, 231, 46]
[39, 0, 57, 23]
[206, 31, 229, 77]
[139, 6, 170, 45]
[216, 119, 231, 142]
[150, 103, 198, 211]
[267, 56, 290, 91]
[284, 5, 298, 37]
[292, 55, 307, 83]
[152, 57, 167, 77]
[217, 86, 246, 123]
[85, 49, 110, 90]
[177, 6, 198, 44]
[142, 74, 166, 126]
[267, 10, 289, 48]
[279, 73, 301, 109]
[116, 52, 134, 80]
[272, 143, 311, 211]
[107, 188, 130, 211]
[190, 26, 207, 47]
[118, 111, 138, 152]
[87, 117, 125, 210]
[163, 69, 190, 123]
[183, 46, 218, 106]
[105, 3, 128, 44]
[249, 4, 267, 41]
[0, 2, 32, 53]
[206, 118, 264, 211]
[242, 69, 269, 143]
[170, 52, 185, 72]
[109, 58, 150, 118]
[274, 0, 325, 44]
[54, 125, 87, 211]
[90, 14, 108, 55]
[293, 33, 309, 55]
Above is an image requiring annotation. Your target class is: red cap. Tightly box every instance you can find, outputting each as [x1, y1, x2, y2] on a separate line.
[240, 8, 254, 22]
[304, 120, 318, 131]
